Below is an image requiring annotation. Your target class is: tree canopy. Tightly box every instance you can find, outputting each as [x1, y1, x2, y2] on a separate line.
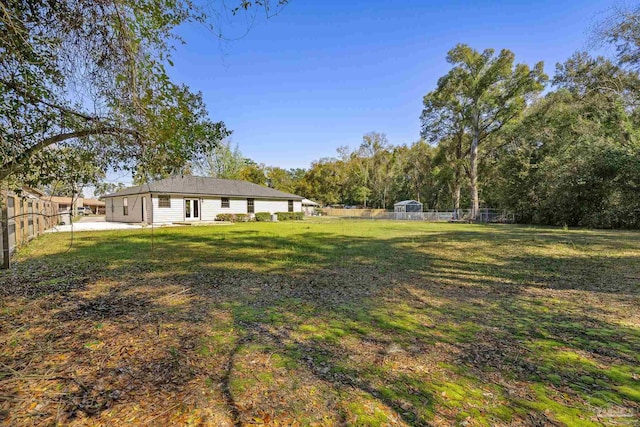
[291, 11, 640, 228]
[0, 0, 286, 190]
[4, 1, 639, 229]
[421, 44, 547, 219]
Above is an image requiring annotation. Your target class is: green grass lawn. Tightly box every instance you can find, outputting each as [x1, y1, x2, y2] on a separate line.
[1, 219, 639, 426]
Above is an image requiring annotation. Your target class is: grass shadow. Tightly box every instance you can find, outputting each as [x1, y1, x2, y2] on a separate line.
[1, 220, 638, 425]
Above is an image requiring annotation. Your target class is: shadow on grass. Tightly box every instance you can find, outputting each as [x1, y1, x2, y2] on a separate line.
[1, 222, 638, 425]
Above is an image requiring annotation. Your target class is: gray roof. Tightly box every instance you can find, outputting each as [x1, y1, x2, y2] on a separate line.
[394, 200, 422, 206]
[103, 176, 303, 200]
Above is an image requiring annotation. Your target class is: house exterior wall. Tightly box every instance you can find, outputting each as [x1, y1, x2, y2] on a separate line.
[200, 197, 247, 221]
[107, 194, 303, 224]
[106, 194, 147, 223]
[254, 199, 290, 214]
[150, 195, 183, 223]
[151, 196, 250, 223]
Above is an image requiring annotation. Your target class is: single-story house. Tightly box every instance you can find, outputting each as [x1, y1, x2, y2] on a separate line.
[83, 198, 106, 214]
[103, 176, 303, 224]
[48, 196, 106, 214]
[47, 196, 79, 213]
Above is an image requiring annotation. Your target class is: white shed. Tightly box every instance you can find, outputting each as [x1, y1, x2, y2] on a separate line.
[394, 200, 423, 213]
[301, 198, 320, 216]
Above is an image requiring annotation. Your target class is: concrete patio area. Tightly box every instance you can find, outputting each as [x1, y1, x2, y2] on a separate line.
[46, 216, 145, 233]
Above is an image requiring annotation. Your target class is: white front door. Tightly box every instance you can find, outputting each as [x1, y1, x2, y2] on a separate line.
[185, 198, 200, 221]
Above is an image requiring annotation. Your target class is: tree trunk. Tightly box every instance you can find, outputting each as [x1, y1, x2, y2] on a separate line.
[1, 195, 9, 269]
[469, 129, 479, 220]
[453, 178, 461, 218]
[453, 129, 463, 219]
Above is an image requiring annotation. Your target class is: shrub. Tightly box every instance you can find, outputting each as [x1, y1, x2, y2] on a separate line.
[235, 213, 250, 222]
[216, 213, 234, 222]
[275, 212, 303, 221]
[276, 212, 292, 221]
[255, 212, 271, 222]
[217, 212, 301, 222]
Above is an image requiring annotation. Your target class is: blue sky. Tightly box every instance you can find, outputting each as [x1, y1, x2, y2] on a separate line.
[166, 0, 614, 170]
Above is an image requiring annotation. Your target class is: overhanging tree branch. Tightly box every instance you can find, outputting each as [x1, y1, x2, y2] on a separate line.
[0, 78, 101, 122]
[0, 126, 139, 181]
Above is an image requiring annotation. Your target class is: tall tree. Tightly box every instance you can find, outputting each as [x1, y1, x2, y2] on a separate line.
[238, 162, 266, 185]
[192, 140, 246, 179]
[393, 141, 440, 207]
[298, 158, 346, 206]
[0, 0, 286, 190]
[596, 4, 640, 70]
[350, 132, 393, 208]
[266, 167, 305, 194]
[483, 52, 640, 227]
[94, 182, 127, 198]
[421, 78, 468, 212]
[435, 44, 547, 218]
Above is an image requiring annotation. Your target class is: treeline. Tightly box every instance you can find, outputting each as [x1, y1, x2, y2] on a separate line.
[192, 134, 450, 210]
[192, 7, 640, 228]
[197, 48, 640, 229]
[295, 9, 640, 228]
[295, 133, 446, 210]
[189, 139, 306, 195]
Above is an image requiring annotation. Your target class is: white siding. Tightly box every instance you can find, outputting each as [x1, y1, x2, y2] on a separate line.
[108, 193, 304, 224]
[200, 198, 302, 220]
[201, 197, 247, 220]
[106, 194, 147, 223]
[151, 195, 184, 224]
[254, 199, 289, 214]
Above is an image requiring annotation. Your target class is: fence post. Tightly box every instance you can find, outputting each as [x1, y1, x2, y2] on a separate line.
[1, 197, 9, 269]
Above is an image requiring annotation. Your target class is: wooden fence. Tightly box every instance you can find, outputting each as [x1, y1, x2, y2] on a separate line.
[1, 191, 59, 268]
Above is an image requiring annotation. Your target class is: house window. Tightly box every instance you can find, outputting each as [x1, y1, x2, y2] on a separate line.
[247, 198, 254, 214]
[111, 199, 114, 213]
[158, 195, 171, 208]
[123, 197, 128, 216]
[221, 197, 230, 208]
[288, 200, 294, 212]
